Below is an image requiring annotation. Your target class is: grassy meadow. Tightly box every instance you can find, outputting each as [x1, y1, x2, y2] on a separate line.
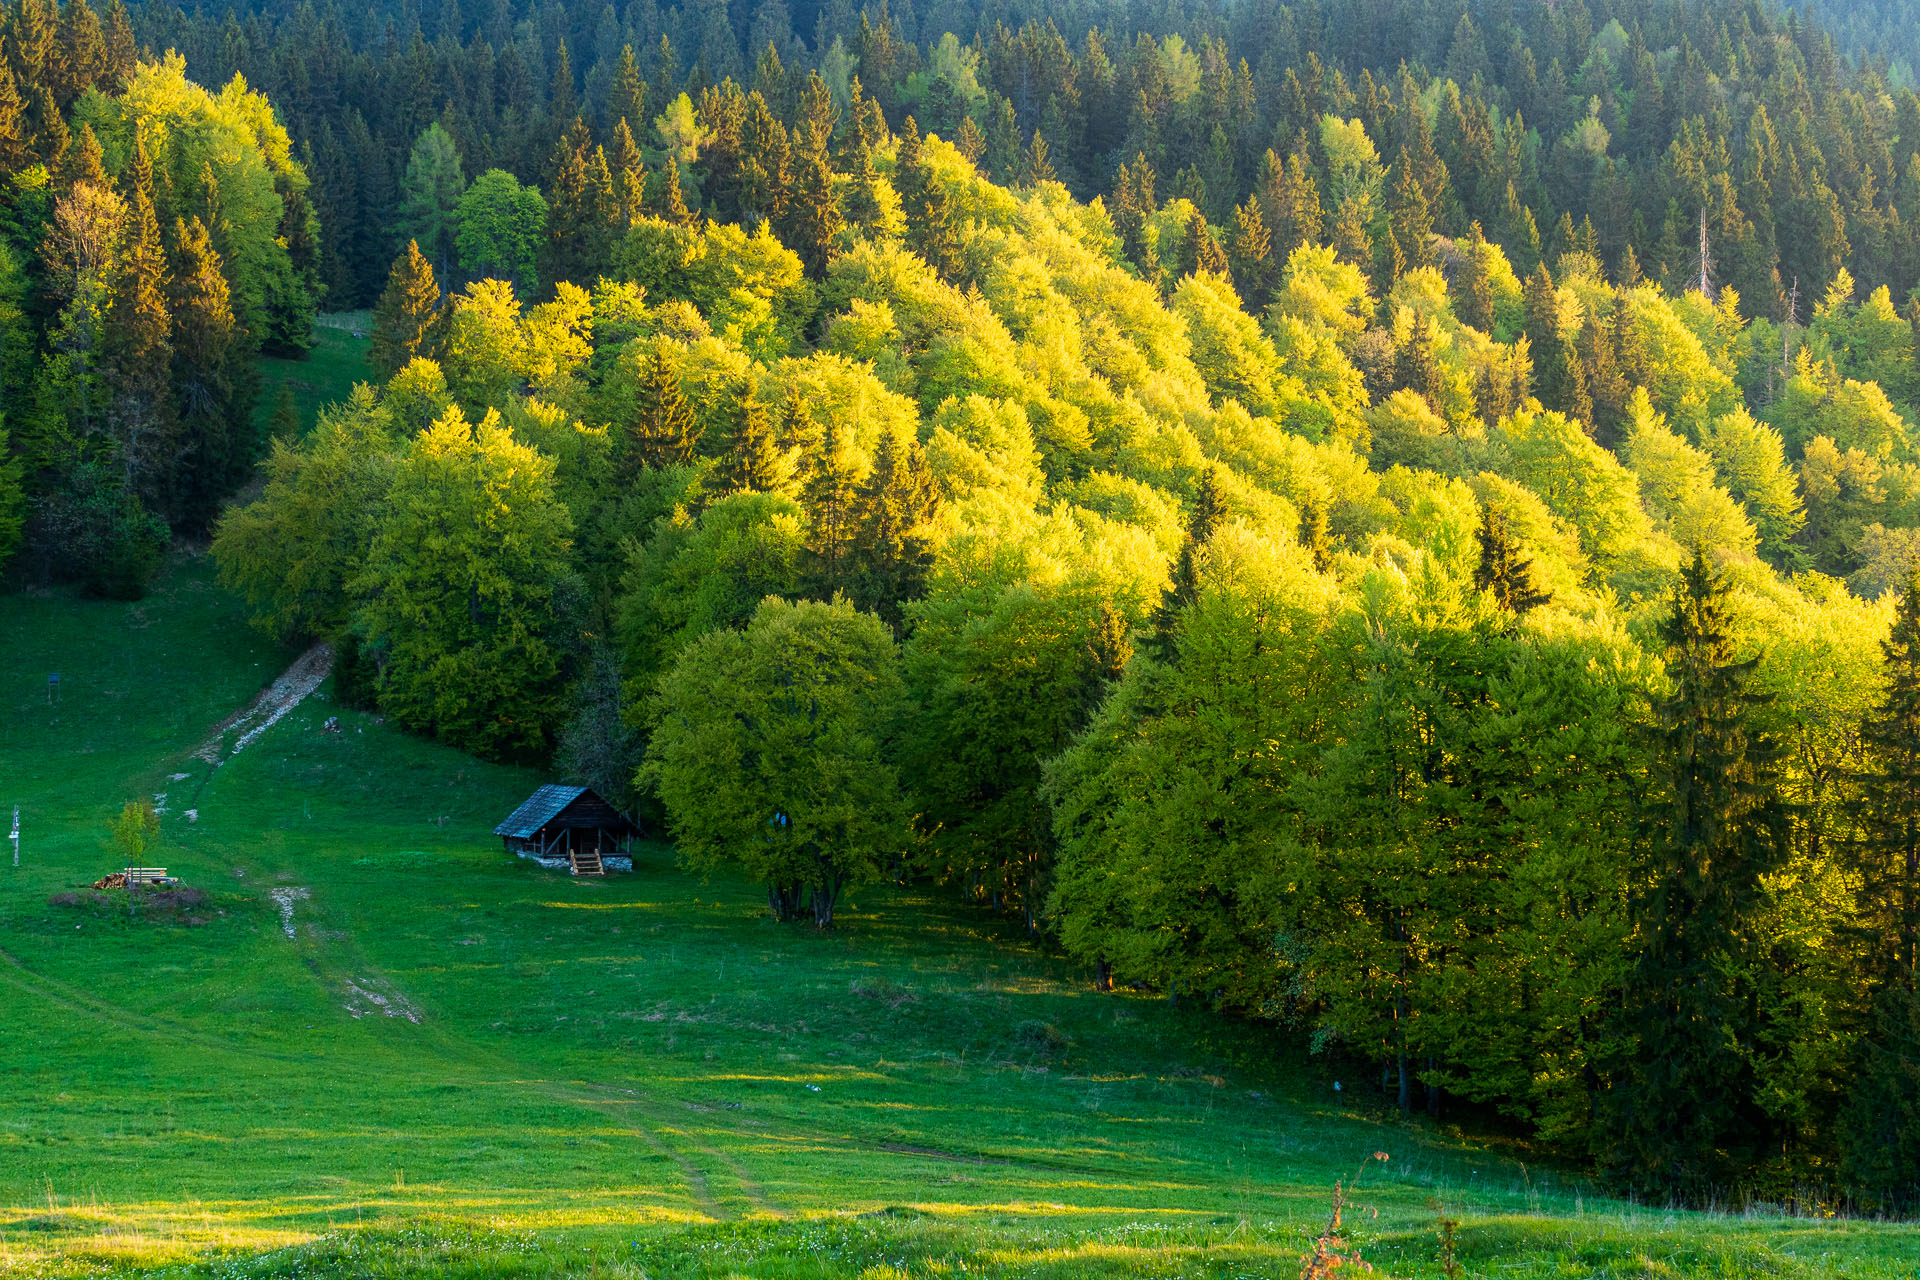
[0, 330, 1916, 1275]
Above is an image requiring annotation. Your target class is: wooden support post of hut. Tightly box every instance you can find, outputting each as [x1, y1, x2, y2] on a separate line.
[494, 786, 639, 875]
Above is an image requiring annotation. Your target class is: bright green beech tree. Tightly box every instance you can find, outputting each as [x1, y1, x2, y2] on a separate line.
[351, 405, 575, 758]
[647, 596, 908, 926]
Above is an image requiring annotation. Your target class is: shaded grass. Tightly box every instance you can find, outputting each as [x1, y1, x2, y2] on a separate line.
[1, 556, 1918, 1277]
[250, 318, 370, 440]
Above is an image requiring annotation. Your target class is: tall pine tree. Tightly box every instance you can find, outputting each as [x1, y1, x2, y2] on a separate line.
[1146, 466, 1225, 660]
[1473, 506, 1550, 615]
[105, 123, 176, 515]
[620, 344, 701, 477]
[1601, 549, 1789, 1199]
[369, 240, 443, 377]
[716, 383, 793, 494]
[850, 426, 938, 632]
[1840, 572, 1920, 1203]
[799, 424, 862, 595]
[171, 214, 241, 524]
[782, 72, 841, 278]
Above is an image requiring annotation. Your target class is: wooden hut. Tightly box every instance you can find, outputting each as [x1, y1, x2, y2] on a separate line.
[494, 785, 639, 875]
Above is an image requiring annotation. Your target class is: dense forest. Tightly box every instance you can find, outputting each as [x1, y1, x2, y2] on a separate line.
[10, 0, 1920, 1213]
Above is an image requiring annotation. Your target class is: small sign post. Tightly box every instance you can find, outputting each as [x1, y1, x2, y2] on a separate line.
[9, 807, 17, 868]
[47, 673, 60, 705]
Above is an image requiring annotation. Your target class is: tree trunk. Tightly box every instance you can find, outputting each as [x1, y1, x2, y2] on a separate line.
[1396, 993, 1412, 1114]
[1095, 958, 1113, 992]
[809, 862, 840, 929]
[767, 882, 803, 921]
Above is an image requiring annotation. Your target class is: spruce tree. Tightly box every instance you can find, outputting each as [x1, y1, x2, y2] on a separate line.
[955, 115, 986, 166]
[799, 425, 862, 595]
[717, 384, 793, 494]
[1601, 548, 1789, 1199]
[1455, 221, 1496, 333]
[1227, 195, 1272, 305]
[1146, 467, 1225, 661]
[544, 123, 615, 286]
[1473, 506, 1551, 615]
[171, 215, 240, 518]
[52, 0, 104, 108]
[548, 39, 578, 128]
[610, 116, 647, 230]
[1394, 311, 1446, 410]
[269, 383, 299, 439]
[107, 124, 177, 515]
[608, 44, 647, 134]
[620, 344, 701, 477]
[851, 427, 938, 632]
[1299, 489, 1333, 571]
[34, 84, 67, 163]
[1181, 209, 1229, 278]
[1839, 573, 1920, 1203]
[1523, 261, 1565, 409]
[1023, 130, 1056, 186]
[0, 47, 28, 172]
[1274, 146, 1323, 256]
[782, 72, 841, 278]
[99, 0, 134, 90]
[63, 122, 107, 189]
[13, 0, 55, 90]
[656, 155, 693, 225]
[737, 90, 790, 227]
[1388, 153, 1436, 275]
[369, 240, 443, 377]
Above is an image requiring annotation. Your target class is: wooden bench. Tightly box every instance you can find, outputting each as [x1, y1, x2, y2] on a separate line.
[124, 867, 175, 885]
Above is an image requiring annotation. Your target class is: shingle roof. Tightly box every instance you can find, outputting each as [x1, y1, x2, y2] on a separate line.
[494, 784, 588, 838]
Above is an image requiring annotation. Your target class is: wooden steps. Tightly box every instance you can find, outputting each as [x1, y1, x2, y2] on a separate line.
[569, 848, 604, 877]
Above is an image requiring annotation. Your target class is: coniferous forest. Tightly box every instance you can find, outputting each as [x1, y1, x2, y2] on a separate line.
[16, 0, 1920, 1212]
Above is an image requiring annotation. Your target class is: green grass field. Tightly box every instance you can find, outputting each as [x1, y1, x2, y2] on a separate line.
[251, 318, 373, 440]
[2, 550, 1918, 1277]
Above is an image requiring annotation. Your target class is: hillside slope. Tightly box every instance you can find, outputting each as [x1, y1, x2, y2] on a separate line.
[0, 557, 1915, 1278]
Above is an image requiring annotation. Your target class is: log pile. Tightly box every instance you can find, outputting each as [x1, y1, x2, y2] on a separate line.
[91, 872, 129, 889]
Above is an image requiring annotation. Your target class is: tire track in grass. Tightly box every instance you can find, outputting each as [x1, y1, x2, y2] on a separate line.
[0, 946, 305, 1064]
[283, 905, 751, 1223]
[559, 1081, 789, 1220]
[530, 1084, 732, 1222]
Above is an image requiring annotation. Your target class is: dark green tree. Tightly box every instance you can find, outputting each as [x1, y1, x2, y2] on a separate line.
[1601, 549, 1789, 1199]
[799, 425, 862, 595]
[1454, 221, 1496, 333]
[106, 124, 177, 516]
[851, 427, 938, 633]
[608, 43, 647, 135]
[1145, 466, 1225, 660]
[655, 156, 693, 226]
[1227, 195, 1272, 305]
[1299, 489, 1333, 571]
[171, 214, 242, 522]
[0, 51, 28, 171]
[1840, 573, 1920, 1204]
[369, 240, 443, 378]
[782, 72, 841, 278]
[716, 384, 793, 495]
[1473, 506, 1551, 615]
[1387, 151, 1436, 276]
[621, 345, 701, 476]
